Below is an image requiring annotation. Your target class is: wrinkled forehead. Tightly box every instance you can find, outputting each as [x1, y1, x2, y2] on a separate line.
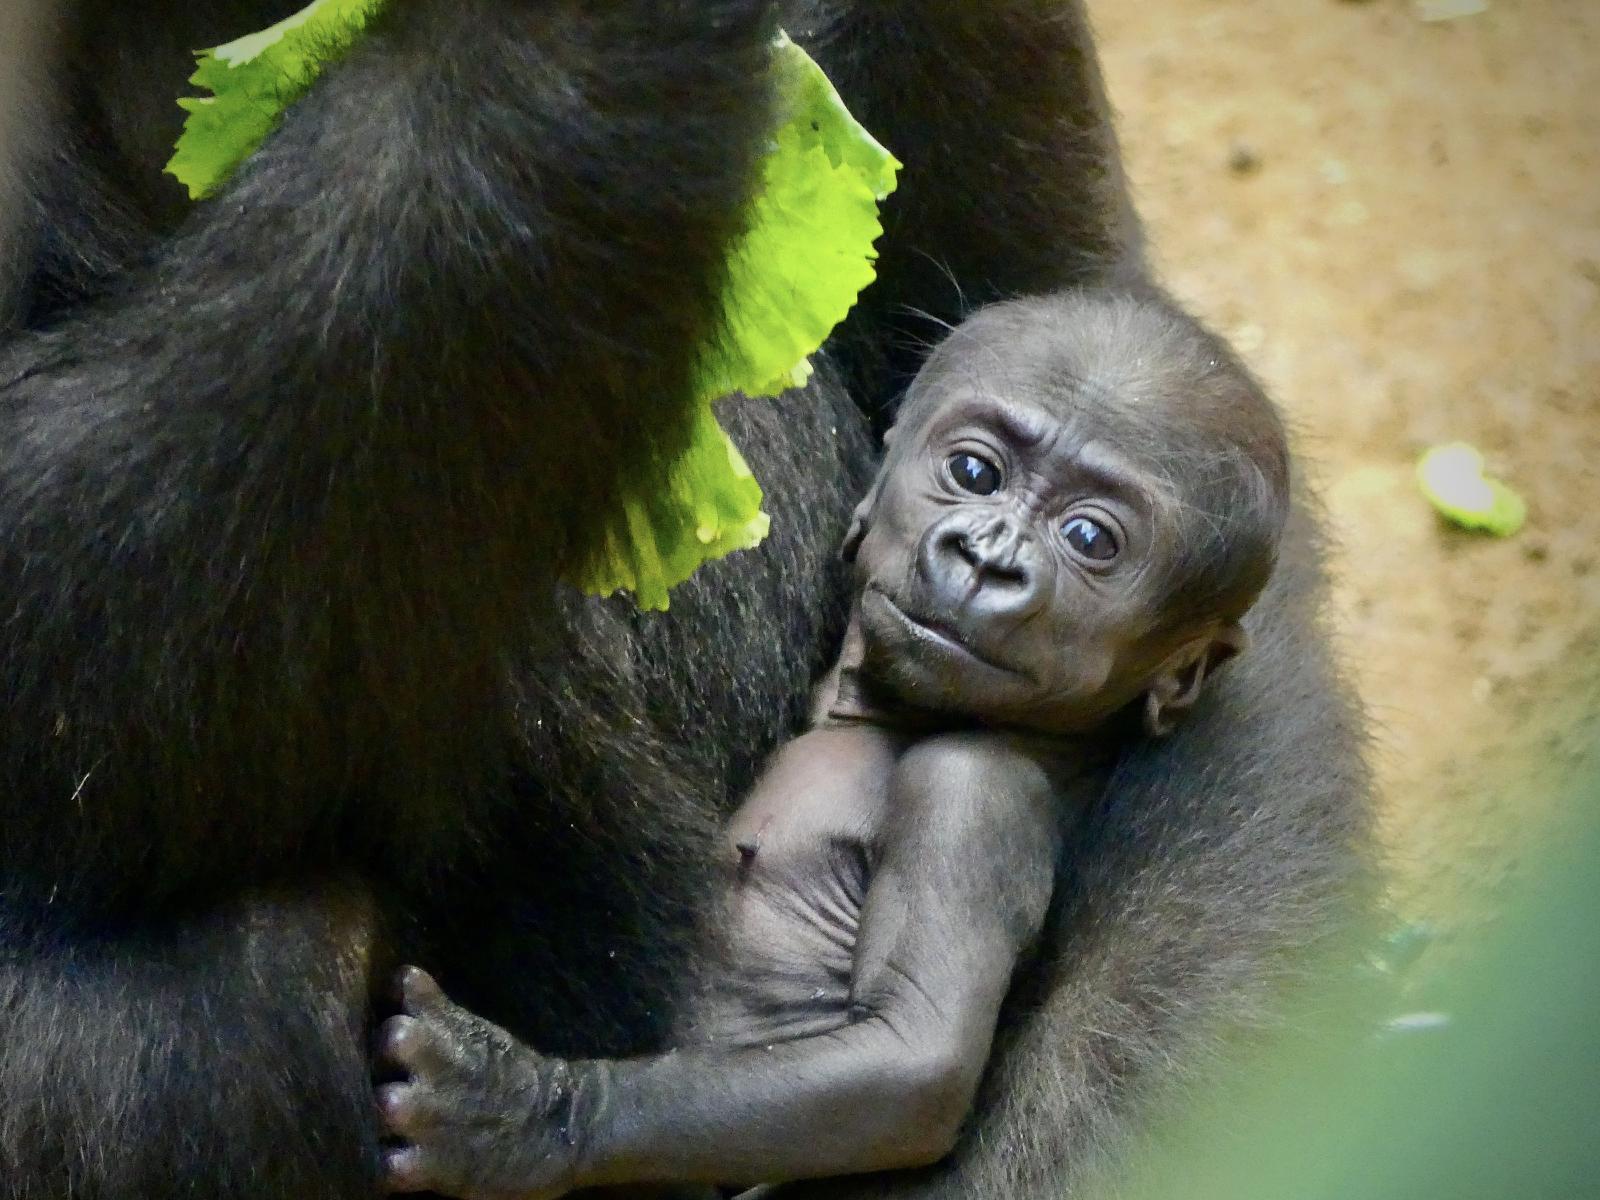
[897, 316, 1183, 464]
[889, 384, 1187, 544]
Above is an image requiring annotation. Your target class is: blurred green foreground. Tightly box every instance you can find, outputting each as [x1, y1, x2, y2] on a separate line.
[1107, 750, 1600, 1200]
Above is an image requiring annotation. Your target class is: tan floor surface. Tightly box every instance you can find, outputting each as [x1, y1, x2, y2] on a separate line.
[1088, 0, 1600, 936]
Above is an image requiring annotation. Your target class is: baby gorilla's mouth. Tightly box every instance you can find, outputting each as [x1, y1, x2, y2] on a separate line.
[869, 588, 1021, 676]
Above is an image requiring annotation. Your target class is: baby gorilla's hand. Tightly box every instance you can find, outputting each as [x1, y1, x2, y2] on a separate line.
[375, 967, 583, 1199]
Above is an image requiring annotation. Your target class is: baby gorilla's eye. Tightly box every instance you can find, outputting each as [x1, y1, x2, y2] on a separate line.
[1062, 515, 1118, 561]
[946, 453, 1002, 495]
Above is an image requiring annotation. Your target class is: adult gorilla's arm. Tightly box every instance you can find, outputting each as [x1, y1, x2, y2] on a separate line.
[803, 0, 1145, 417]
[0, 0, 776, 913]
[0, 4, 792, 1197]
[778, 4, 1374, 1195]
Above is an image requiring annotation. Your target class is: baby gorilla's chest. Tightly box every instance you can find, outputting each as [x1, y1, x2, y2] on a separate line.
[696, 834, 877, 1047]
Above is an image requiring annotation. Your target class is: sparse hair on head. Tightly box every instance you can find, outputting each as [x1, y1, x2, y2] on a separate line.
[900, 289, 1292, 630]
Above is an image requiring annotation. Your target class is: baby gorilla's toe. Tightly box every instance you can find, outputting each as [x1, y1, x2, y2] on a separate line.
[375, 1081, 435, 1140]
[381, 1144, 438, 1194]
[377, 1013, 453, 1076]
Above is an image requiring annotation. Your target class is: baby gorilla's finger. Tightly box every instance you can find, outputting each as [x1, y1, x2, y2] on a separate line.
[375, 1014, 455, 1076]
[375, 1082, 436, 1139]
[380, 1144, 437, 1194]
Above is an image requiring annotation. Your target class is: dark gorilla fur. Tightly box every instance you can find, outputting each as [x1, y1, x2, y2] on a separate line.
[0, 1, 1371, 1197]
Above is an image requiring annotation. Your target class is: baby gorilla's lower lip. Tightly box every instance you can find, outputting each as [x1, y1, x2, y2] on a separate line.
[872, 589, 1020, 676]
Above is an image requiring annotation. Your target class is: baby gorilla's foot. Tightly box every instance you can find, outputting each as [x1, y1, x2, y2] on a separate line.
[375, 966, 584, 1199]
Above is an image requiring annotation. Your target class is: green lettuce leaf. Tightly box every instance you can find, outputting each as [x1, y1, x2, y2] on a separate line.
[169, 18, 897, 610]
[574, 33, 899, 608]
[693, 32, 900, 403]
[576, 407, 772, 614]
[167, 0, 389, 200]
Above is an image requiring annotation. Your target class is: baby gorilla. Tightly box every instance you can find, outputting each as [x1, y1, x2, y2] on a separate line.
[374, 290, 1291, 1197]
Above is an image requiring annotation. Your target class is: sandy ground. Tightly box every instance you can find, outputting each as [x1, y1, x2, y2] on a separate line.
[1086, 0, 1600, 936]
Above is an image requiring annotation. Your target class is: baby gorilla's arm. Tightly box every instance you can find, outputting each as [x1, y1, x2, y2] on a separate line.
[375, 734, 1067, 1195]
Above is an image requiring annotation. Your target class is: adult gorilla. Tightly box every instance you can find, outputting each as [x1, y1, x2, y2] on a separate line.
[0, 2, 1369, 1197]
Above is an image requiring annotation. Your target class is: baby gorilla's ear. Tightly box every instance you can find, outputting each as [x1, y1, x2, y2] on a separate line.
[841, 425, 899, 562]
[1142, 623, 1249, 737]
[841, 493, 874, 562]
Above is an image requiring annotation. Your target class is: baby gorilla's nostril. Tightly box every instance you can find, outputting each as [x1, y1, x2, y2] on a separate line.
[987, 560, 1027, 587]
[939, 528, 981, 570]
[948, 527, 1028, 589]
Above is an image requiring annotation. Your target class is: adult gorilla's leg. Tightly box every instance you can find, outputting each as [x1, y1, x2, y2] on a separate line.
[0, 881, 383, 1198]
[776, 4, 1374, 1195]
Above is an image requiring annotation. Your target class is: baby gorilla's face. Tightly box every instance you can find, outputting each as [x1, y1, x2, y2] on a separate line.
[848, 384, 1185, 735]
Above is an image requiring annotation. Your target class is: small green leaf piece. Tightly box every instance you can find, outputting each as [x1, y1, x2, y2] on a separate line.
[167, 0, 390, 200]
[570, 33, 900, 609]
[1417, 442, 1527, 537]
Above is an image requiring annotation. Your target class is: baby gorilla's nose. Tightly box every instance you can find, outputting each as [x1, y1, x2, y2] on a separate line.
[943, 527, 1027, 586]
[919, 513, 1047, 621]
